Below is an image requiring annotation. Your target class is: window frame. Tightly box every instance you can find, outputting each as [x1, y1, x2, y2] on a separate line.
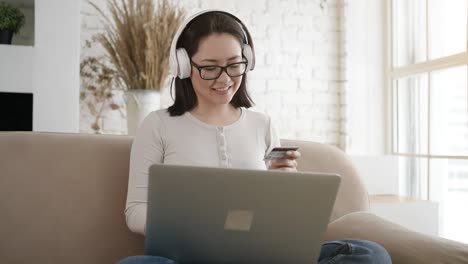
[387, 0, 468, 200]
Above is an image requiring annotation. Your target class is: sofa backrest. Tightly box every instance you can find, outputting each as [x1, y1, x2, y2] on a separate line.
[0, 132, 368, 264]
[0, 132, 143, 264]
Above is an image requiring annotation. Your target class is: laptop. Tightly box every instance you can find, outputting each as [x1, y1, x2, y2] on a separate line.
[145, 164, 341, 264]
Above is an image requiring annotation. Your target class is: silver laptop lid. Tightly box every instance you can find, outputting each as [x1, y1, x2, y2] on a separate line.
[145, 164, 341, 264]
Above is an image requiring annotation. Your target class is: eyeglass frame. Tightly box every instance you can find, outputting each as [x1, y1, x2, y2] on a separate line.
[190, 60, 249, 80]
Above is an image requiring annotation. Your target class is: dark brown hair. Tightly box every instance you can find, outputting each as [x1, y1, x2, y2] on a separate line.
[168, 11, 255, 116]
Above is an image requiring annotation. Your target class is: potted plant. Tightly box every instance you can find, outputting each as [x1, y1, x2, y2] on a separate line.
[0, 1, 25, 45]
[88, 0, 185, 135]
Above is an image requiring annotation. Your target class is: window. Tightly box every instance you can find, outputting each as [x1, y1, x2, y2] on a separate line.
[390, 0, 468, 243]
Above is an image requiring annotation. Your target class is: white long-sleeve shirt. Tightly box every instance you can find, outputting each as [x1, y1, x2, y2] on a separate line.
[125, 108, 280, 235]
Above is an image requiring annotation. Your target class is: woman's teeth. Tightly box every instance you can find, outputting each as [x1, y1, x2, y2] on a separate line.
[213, 86, 230, 91]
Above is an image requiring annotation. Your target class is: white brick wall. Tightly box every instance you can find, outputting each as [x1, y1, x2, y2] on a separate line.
[80, 0, 347, 148]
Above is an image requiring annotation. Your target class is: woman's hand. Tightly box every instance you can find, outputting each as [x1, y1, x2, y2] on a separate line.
[268, 150, 301, 172]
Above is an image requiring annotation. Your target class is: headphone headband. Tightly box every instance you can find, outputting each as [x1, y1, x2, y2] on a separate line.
[169, 9, 256, 79]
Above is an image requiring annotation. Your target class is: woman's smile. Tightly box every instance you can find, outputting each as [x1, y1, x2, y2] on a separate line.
[211, 84, 233, 93]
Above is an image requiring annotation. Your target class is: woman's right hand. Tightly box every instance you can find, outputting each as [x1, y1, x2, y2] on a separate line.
[267, 150, 301, 172]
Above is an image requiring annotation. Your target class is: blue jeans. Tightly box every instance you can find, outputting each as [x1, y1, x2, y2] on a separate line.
[117, 239, 392, 264]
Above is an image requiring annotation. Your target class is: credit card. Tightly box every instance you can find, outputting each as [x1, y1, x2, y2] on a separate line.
[264, 147, 299, 160]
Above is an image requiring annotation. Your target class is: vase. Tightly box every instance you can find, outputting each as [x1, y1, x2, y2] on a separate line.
[124, 89, 160, 135]
[0, 29, 14, 45]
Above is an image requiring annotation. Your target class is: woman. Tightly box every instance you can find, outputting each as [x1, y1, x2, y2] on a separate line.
[119, 10, 392, 264]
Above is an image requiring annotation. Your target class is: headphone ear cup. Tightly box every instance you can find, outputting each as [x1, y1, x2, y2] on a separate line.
[169, 47, 178, 77]
[243, 44, 254, 72]
[176, 48, 191, 79]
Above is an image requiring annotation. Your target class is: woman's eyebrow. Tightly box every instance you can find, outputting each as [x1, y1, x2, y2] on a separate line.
[201, 55, 241, 63]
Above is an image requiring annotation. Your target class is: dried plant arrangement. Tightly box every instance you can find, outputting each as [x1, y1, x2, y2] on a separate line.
[80, 0, 185, 133]
[88, 0, 186, 91]
[80, 40, 124, 134]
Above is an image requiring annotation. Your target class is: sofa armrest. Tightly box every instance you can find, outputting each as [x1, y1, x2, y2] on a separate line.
[325, 211, 468, 264]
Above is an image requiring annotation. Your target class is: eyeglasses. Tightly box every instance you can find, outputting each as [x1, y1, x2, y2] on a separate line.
[191, 61, 248, 80]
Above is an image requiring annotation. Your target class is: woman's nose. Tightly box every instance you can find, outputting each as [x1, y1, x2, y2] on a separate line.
[216, 70, 231, 84]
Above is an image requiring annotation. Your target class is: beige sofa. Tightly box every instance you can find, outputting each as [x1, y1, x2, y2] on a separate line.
[1, 132, 467, 264]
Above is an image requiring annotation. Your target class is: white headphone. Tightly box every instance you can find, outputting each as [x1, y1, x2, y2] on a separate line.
[169, 9, 256, 79]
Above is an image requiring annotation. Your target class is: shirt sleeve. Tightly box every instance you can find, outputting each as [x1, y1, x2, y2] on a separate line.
[125, 112, 165, 235]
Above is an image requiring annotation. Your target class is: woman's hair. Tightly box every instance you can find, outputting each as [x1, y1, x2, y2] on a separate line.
[167, 12, 255, 116]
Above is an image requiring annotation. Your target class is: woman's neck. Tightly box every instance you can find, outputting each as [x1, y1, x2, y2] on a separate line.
[190, 104, 241, 127]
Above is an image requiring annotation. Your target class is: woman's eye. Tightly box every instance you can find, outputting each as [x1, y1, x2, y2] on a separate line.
[203, 67, 218, 72]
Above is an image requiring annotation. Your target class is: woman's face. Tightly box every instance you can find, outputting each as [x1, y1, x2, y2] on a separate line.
[190, 33, 244, 109]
